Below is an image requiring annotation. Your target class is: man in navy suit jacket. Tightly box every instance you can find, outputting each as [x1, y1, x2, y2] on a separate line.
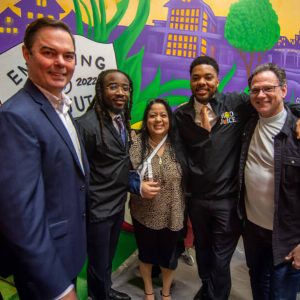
[0, 17, 89, 300]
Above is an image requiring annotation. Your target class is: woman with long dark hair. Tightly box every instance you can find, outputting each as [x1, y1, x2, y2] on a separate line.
[130, 99, 187, 300]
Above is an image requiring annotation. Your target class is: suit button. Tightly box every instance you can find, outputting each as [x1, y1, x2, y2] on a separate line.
[80, 185, 86, 191]
[82, 213, 86, 218]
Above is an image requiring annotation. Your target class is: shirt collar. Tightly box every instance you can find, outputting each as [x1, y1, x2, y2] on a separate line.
[109, 110, 123, 122]
[193, 97, 213, 113]
[34, 83, 72, 115]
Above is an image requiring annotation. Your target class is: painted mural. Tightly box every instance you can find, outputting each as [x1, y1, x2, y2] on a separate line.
[0, 0, 300, 299]
[1, 0, 300, 125]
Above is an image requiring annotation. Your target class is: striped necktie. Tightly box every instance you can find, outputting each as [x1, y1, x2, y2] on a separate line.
[115, 115, 126, 145]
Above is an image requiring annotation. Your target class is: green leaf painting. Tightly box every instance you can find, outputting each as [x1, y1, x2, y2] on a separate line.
[225, 0, 280, 76]
[72, 0, 192, 125]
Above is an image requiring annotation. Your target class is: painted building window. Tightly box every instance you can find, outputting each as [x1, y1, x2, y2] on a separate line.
[202, 11, 208, 32]
[169, 8, 200, 32]
[27, 12, 34, 19]
[5, 17, 13, 25]
[201, 38, 207, 55]
[37, 0, 47, 7]
[37, 13, 44, 18]
[166, 33, 198, 58]
[0, 17, 18, 35]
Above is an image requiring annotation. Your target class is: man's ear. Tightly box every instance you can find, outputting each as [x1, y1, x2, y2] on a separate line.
[281, 83, 288, 99]
[22, 45, 30, 62]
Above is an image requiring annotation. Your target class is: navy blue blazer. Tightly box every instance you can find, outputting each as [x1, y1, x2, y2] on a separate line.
[0, 80, 89, 299]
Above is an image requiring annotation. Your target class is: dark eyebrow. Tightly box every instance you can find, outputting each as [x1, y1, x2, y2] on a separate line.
[192, 73, 215, 78]
[204, 72, 215, 76]
[65, 51, 76, 56]
[40, 46, 75, 55]
[40, 46, 56, 51]
[107, 82, 129, 86]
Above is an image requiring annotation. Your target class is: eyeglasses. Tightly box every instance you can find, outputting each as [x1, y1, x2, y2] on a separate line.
[106, 83, 131, 93]
[249, 85, 281, 96]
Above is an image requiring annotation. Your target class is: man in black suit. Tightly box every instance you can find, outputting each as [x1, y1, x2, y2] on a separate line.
[77, 70, 159, 300]
[0, 17, 89, 300]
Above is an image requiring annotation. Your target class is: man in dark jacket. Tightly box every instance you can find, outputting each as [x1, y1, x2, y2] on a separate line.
[174, 56, 300, 300]
[76, 69, 158, 300]
[174, 56, 250, 300]
[239, 63, 300, 299]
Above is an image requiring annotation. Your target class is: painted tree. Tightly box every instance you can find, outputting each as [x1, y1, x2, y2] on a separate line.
[224, 0, 280, 77]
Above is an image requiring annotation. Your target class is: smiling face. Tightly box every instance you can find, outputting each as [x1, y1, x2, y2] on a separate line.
[102, 72, 130, 114]
[147, 103, 170, 141]
[190, 64, 219, 104]
[22, 26, 75, 97]
[250, 70, 287, 118]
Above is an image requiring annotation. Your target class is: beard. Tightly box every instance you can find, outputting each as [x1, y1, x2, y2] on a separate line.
[103, 99, 125, 114]
[108, 105, 124, 114]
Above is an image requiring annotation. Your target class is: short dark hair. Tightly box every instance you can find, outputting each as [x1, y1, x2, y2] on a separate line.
[24, 17, 75, 51]
[248, 63, 286, 87]
[189, 56, 219, 75]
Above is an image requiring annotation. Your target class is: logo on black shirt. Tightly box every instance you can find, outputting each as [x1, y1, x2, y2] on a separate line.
[220, 111, 237, 125]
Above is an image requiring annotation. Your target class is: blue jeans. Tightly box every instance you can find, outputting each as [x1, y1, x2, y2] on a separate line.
[243, 220, 300, 300]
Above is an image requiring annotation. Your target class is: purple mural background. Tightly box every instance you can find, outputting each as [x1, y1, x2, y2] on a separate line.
[1, 0, 300, 105]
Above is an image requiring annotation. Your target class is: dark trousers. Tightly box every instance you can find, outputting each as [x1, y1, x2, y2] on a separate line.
[189, 198, 242, 300]
[243, 220, 300, 300]
[14, 273, 50, 300]
[87, 209, 124, 300]
[14, 276, 76, 300]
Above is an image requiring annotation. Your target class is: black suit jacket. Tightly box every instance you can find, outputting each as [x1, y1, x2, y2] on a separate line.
[76, 109, 131, 221]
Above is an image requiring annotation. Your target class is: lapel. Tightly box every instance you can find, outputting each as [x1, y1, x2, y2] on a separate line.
[24, 80, 86, 177]
[70, 114, 90, 176]
[209, 92, 223, 117]
[183, 97, 196, 120]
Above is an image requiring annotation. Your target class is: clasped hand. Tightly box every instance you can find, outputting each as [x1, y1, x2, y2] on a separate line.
[141, 180, 160, 199]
